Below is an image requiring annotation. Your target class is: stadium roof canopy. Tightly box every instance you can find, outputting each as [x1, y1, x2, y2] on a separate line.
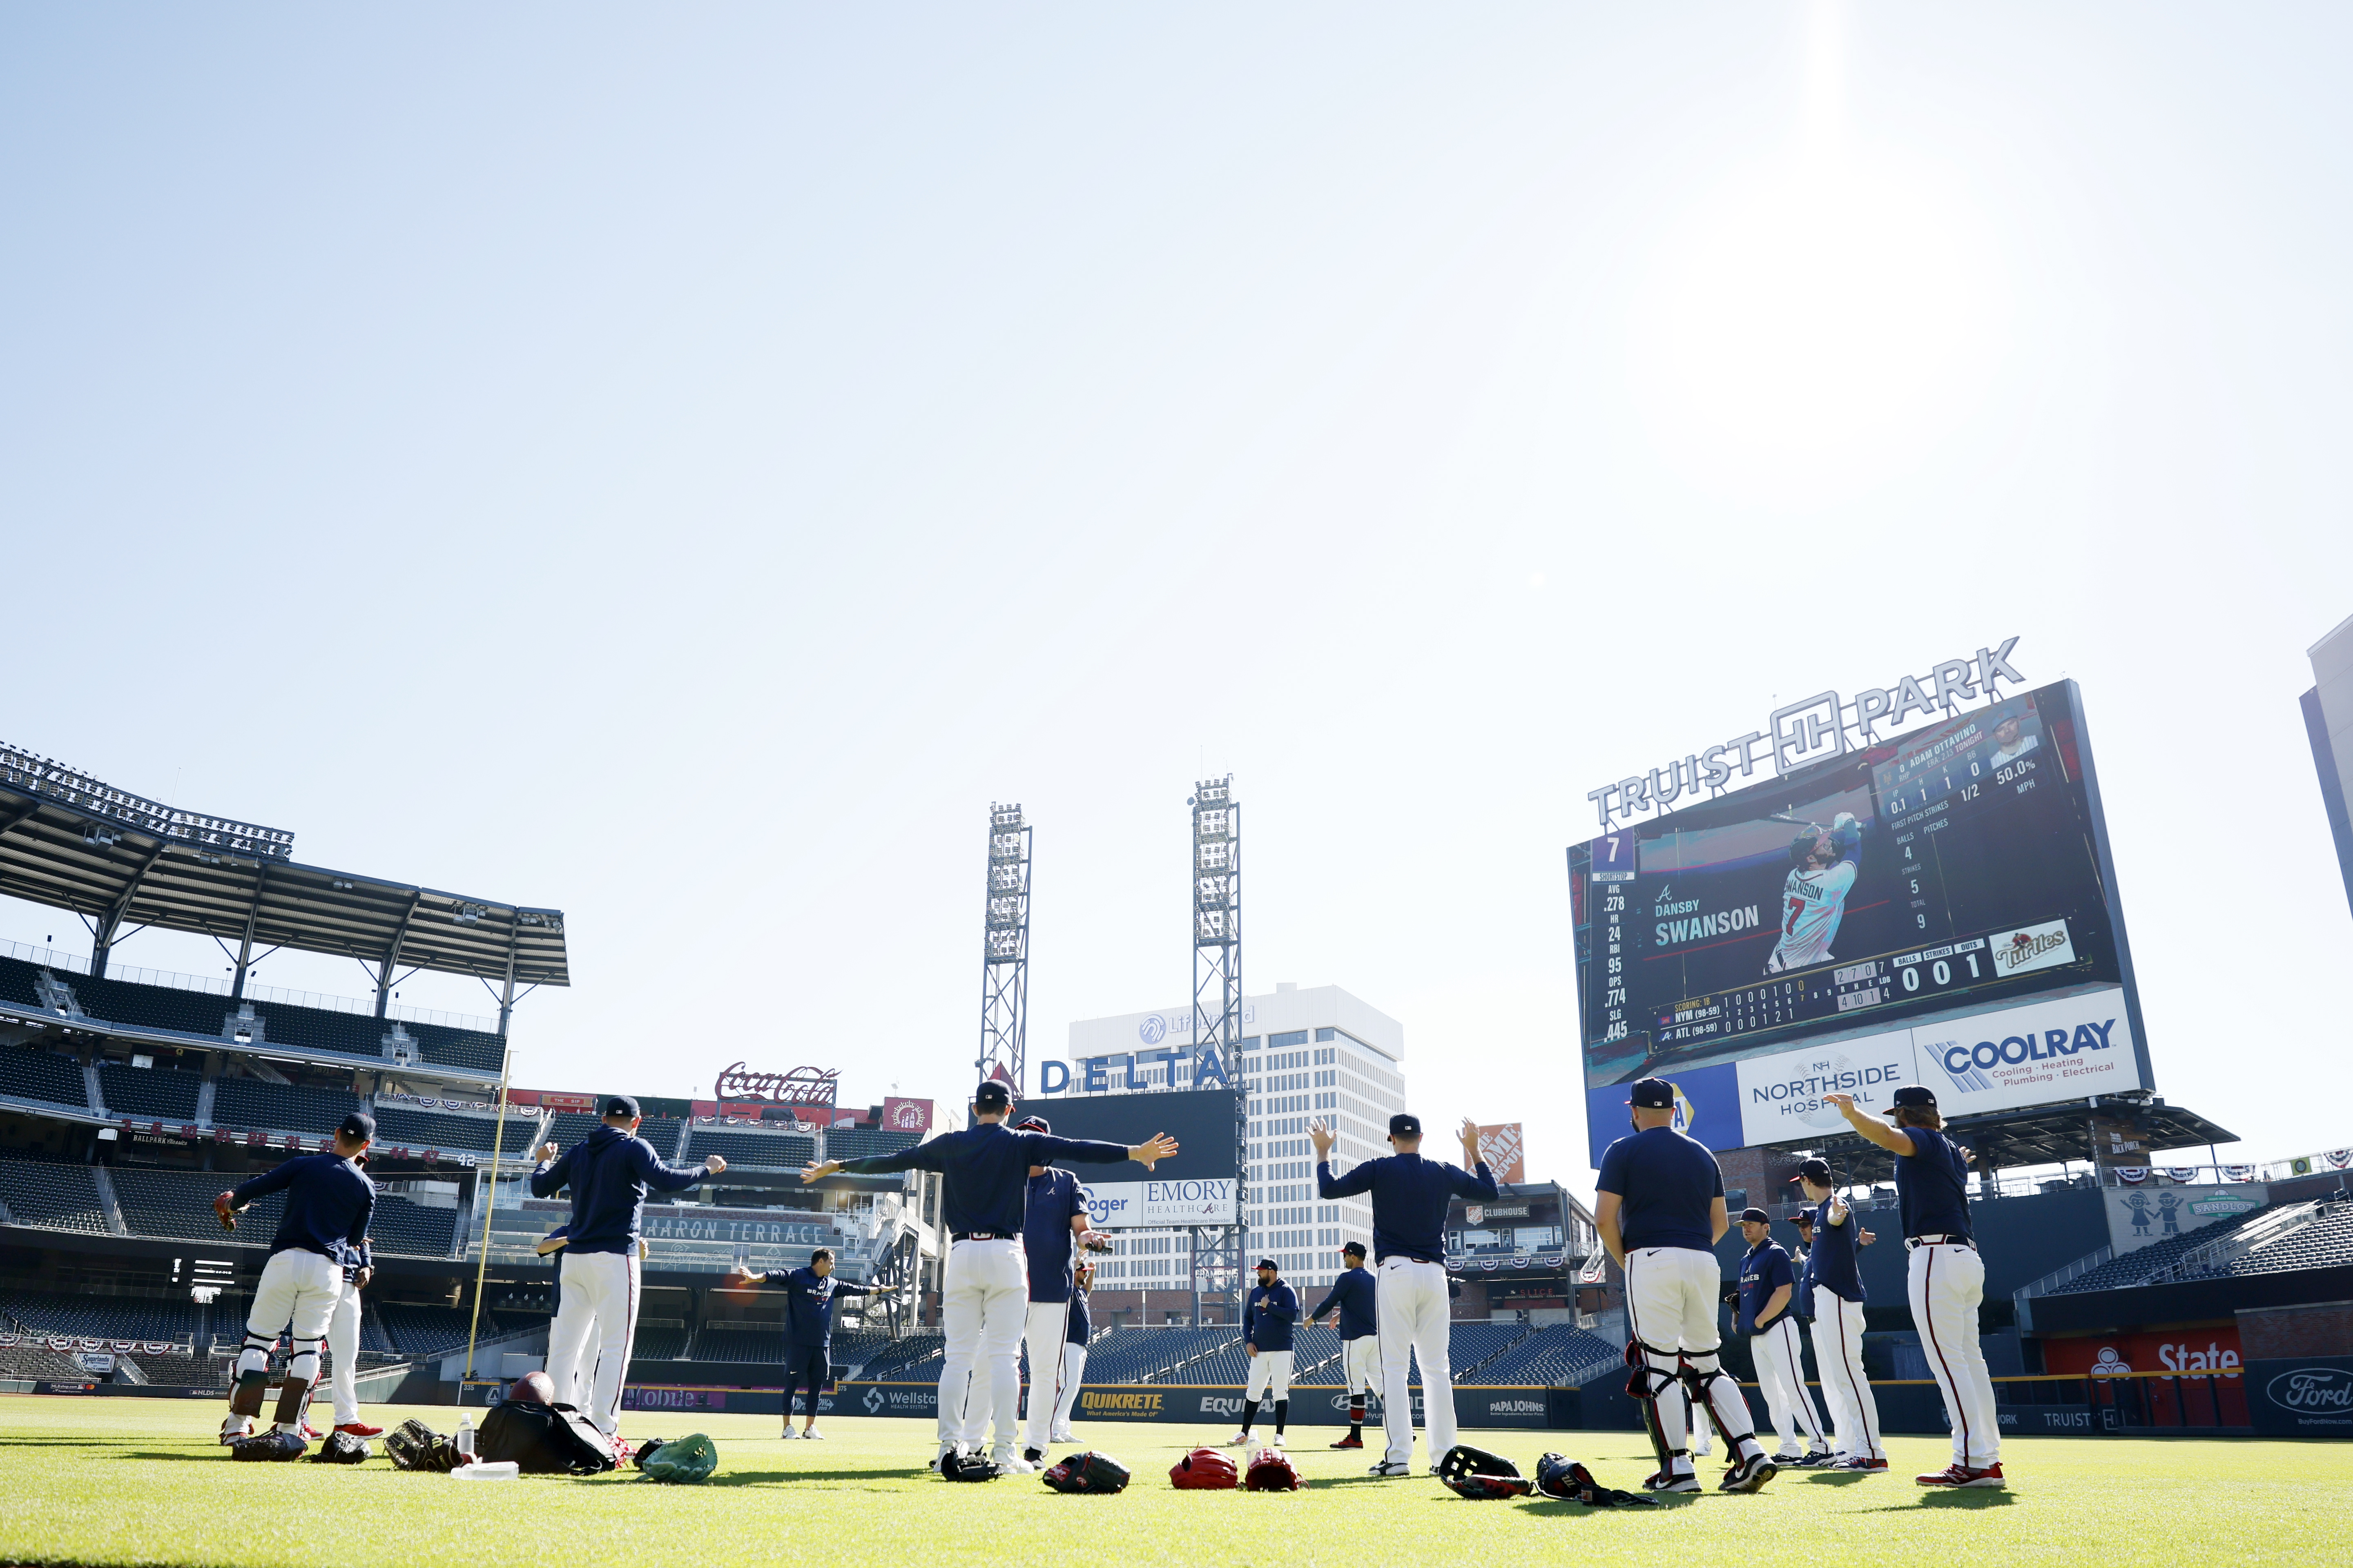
[0, 746, 566, 990]
[1764, 1094, 2237, 1187]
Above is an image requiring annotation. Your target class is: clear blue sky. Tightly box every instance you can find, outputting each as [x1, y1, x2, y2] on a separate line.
[4, 5, 2349, 1196]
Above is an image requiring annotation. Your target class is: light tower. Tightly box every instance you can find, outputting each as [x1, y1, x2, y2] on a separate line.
[1187, 776, 1243, 1325]
[977, 802, 1032, 1093]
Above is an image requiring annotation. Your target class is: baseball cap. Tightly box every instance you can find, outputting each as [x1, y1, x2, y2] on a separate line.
[973, 1080, 1013, 1112]
[1793, 1209, 1815, 1227]
[1794, 1156, 1834, 1184]
[338, 1111, 376, 1143]
[1340, 1241, 1366, 1258]
[1891, 1085, 1938, 1109]
[1389, 1113, 1422, 1138]
[602, 1095, 640, 1120]
[1014, 1115, 1052, 1134]
[1739, 1206, 1770, 1225]
[1256, 1258, 1280, 1272]
[1627, 1077, 1675, 1109]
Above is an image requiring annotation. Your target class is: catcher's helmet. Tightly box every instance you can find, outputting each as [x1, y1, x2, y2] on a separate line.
[1437, 1443, 1532, 1499]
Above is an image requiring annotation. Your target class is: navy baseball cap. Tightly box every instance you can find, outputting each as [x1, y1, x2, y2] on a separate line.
[973, 1080, 1013, 1111]
[1389, 1113, 1422, 1138]
[603, 1094, 640, 1120]
[1256, 1258, 1280, 1272]
[1014, 1115, 1051, 1134]
[1794, 1157, 1834, 1184]
[1628, 1077, 1675, 1109]
[1793, 1209, 1815, 1227]
[1739, 1206, 1770, 1225]
[338, 1111, 375, 1143]
[1891, 1085, 1938, 1109]
[1341, 1241, 1366, 1258]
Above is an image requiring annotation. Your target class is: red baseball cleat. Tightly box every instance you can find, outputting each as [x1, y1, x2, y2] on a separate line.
[1917, 1463, 1974, 1486]
[1329, 1434, 1363, 1449]
[335, 1421, 386, 1439]
[1960, 1463, 2006, 1488]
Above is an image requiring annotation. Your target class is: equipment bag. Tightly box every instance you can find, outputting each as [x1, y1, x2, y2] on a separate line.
[477, 1400, 619, 1475]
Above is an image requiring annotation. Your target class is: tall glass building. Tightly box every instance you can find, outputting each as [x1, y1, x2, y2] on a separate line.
[2306, 611, 2353, 920]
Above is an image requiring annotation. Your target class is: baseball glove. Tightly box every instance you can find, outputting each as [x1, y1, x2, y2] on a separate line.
[384, 1418, 465, 1473]
[1170, 1447, 1238, 1490]
[214, 1193, 239, 1233]
[940, 1450, 1001, 1483]
[1041, 1450, 1131, 1494]
[309, 1430, 372, 1466]
[1243, 1447, 1303, 1492]
[1534, 1452, 1654, 1508]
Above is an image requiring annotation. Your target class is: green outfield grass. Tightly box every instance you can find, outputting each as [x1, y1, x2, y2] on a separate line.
[2, 1396, 2346, 1567]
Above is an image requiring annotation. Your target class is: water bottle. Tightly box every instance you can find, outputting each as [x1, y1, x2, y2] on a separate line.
[456, 1413, 475, 1461]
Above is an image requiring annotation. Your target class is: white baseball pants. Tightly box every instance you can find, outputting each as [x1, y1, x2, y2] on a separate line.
[1749, 1314, 1827, 1455]
[239, 1250, 341, 1393]
[1376, 1258, 1455, 1467]
[1021, 1299, 1074, 1453]
[327, 1283, 362, 1426]
[546, 1250, 639, 1436]
[940, 1238, 1027, 1454]
[1909, 1241, 1998, 1468]
[1622, 1246, 1756, 1458]
[1244, 1348, 1294, 1405]
[1809, 1286, 1882, 1461]
[1342, 1334, 1380, 1396]
[1050, 1341, 1087, 1433]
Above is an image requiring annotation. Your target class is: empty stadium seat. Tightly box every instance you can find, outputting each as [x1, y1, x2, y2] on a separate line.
[827, 1128, 922, 1161]
[368, 1195, 457, 1257]
[1, 1288, 203, 1341]
[61, 973, 230, 1037]
[0, 954, 49, 1010]
[0, 1045, 89, 1109]
[371, 1107, 505, 1152]
[692, 1324, 785, 1363]
[683, 1128, 815, 1168]
[109, 1165, 285, 1243]
[0, 1155, 109, 1232]
[96, 1060, 204, 1120]
[212, 1077, 359, 1134]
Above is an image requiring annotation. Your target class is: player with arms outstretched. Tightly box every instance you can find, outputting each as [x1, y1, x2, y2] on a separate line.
[1767, 811, 1861, 974]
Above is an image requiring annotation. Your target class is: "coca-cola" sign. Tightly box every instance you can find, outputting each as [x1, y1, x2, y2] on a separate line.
[712, 1062, 840, 1105]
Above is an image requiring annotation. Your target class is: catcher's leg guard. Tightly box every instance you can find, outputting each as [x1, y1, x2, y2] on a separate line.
[230, 1334, 275, 1418]
[273, 1339, 321, 1427]
[1681, 1352, 1758, 1455]
[1625, 1340, 1687, 1472]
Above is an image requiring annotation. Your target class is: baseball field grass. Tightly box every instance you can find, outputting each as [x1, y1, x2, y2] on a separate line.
[3, 1397, 2347, 1567]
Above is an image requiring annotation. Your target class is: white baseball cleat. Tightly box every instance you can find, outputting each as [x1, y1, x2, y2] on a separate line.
[1367, 1459, 1414, 1478]
[1049, 1429, 1076, 1443]
[1225, 1430, 1253, 1446]
[930, 1443, 959, 1472]
[993, 1450, 1035, 1474]
[802, 1428, 825, 1440]
[780, 1429, 801, 1440]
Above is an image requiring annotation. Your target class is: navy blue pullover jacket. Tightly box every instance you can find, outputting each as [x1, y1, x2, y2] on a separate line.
[1311, 1266, 1378, 1339]
[1244, 1281, 1300, 1352]
[232, 1152, 375, 1266]
[1317, 1152, 1498, 1263]
[836, 1123, 1132, 1238]
[529, 1124, 708, 1254]
[754, 1265, 877, 1349]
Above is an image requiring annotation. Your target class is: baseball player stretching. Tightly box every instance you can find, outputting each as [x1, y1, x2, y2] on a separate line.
[1048, 1261, 1095, 1443]
[211, 1111, 377, 1456]
[1594, 1077, 1775, 1494]
[1311, 1112, 1497, 1478]
[801, 1078, 1176, 1475]
[1829, 1085, 2002, 1488]
[1311, 1241, 1378, 1449]
[1231, 1258, 1300, 1446]
[1767, 812, 1860, 974]
[532, 1094, 727, 1441]
[1792, 1156, 1886, 1471]
[1012, 1114, 1108, 1465]
[1734, 1207, 1833, 1466]
[728, 1246, 874, 1439]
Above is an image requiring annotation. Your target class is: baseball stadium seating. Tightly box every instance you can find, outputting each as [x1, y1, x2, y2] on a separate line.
[0, 1341, 100, 1381]
[2046, 1194, 2353, 1292]
[1, 1289, 203, 1341]
[543, 1112, 685, 1155]
[371, 1107, 506, 1153]
[109, 1164, 283, 1243]
[826, 1128, 923, 1160]
[58, 971, 227, 1037]
[1072, 1326, 1221, 1383]
[1470, 1325, 1617, 1385]
[0, 1154, 110, 1232]
[682, 1128, 814, 1168]
[372, 1302, 488, 1357]
[633, 1325, 691, 1361]
[856, 1332, 945, 1380]
[211, 1076, 361, 1135]
[0, 954, 47, 1009]
[95, 1060, 204, 1120]
[365, 1194, 459, 1256]
[690, 1323, 785, 1363]
[0, 1045, 89, 1109]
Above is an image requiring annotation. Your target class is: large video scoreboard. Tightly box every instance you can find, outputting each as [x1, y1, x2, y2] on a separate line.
[1570, 680, 2152, 1163]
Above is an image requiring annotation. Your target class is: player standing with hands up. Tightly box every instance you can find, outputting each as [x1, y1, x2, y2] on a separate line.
[1827, 1086, 2003, 1488]
[802, 1079, 1176, 1476]
[1311, 1111, 1497, 1477]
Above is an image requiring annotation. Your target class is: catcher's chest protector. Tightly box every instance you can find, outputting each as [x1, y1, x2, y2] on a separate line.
[1169, 1448, 1238, 1489]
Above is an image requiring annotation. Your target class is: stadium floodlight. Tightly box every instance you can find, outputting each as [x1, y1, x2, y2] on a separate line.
[453, 902, 487, 925]
[332, 879, 355, 890]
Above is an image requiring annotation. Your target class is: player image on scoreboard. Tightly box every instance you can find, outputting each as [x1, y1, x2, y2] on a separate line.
[1572, 681, 2133, 1088]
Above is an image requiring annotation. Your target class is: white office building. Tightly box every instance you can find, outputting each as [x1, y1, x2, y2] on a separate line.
[1052, 982, 1407, 1298]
